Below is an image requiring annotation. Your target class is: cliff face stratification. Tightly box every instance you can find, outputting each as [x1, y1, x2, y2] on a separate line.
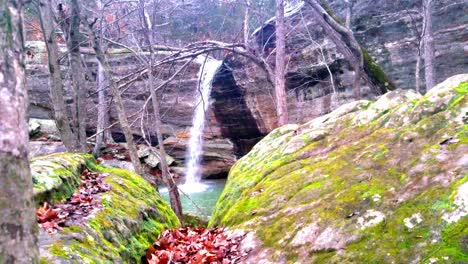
[222, 0, 467, 133]
[26, 0, 467, 173]
[209, 74, 468, 263]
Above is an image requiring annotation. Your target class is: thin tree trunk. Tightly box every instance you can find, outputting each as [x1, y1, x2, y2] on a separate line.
[345, 0, 353, 29]
[65, 0, 87, 151]
[415, 53, 422, 93]
[38, 0, 78, 152]
[0, 0, 39, 262]
[303, 0, 375, 98]
[85, 15, 144, 175]
[139, 0, 183, 222]
[244, 0, 251, 48]
[423, 0, 436, 90]
[93, 60, 108, 157]
[275, 0, 289, 126]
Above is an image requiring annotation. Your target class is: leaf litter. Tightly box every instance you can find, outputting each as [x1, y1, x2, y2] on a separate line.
[36, 169, 110, 233]
[144, 227, 246, 264]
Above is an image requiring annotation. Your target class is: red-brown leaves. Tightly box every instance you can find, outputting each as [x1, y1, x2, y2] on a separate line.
[36, 169, 110, 233]
[146, 227, 244, 264]
[36, 202, 59, 223]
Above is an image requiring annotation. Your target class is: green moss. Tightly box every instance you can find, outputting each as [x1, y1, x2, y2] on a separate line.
[209, 76, 468, 263]
[31, 153, 92, 206]
[362, 48, 396, 93]
[36, 154, 180, 263]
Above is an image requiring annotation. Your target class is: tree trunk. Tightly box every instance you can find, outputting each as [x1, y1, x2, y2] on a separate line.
[415, 53, 422, 94]
[86, 15, 144, 175]
[93, 60, 108, 156]
[67, 0, 88, 151]
[345, 0, 354, 29]
[0, 0, 39, 262]
[92, 0, 114, 158]
[275, 0, 289, 126]
[423, 0, 436, 90]
[38, 0, 78, 152]
[303, 0, 392, 97]
[244, 0, 251, 48]
[139, 0, 183, 222]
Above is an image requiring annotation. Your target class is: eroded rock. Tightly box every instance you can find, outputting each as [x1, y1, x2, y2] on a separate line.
[33, 153, 180, 263]
[209, 75, 468, 263]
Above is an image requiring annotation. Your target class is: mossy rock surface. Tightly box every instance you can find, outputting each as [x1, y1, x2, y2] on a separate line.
[33, 153, 180, 263]
[209, 75, 468, 263]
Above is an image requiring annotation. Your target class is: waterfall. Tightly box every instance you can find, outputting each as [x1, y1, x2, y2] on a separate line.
[182, 56, 223, 193]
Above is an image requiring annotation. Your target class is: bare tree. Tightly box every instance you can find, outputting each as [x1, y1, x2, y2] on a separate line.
[303, 0, 378, 98]
[38, 0, 80, 151]
[84, 3, 144, 175]
[422, 0, 436, 90]
[139, 0, 183, 222]
[405, 7, 425, 94]
[344, 0, 355, 29]
[244, 0, 251, 48]
[57, 1, 88, 151]
[275, 0, 289, 126]
[0, 0, 39, 262]
[92, 0, 115, 157]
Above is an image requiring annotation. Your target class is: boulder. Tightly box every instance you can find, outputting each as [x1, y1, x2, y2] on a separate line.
[163, 137, 237, 178]
[28, 119, 41, 136]
[209, 75, 468, 263]
[33, 153, 180, 263]
[29, 118, 60, 137]
[29, 141, 66, 157]
[137, 144, 175, 168]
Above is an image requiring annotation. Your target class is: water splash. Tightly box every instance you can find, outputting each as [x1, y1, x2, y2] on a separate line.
[181, 56, 222, 193]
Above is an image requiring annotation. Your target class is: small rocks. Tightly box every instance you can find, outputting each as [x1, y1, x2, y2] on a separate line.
[403, 213, 423, 229]
[357, 210, 386, 230]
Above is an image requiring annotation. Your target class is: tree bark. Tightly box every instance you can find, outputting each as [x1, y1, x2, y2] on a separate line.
[303, 0, 386, 97]
[66, 0, 88, 151]
[275, 0, 289, 126]
[344, 0, 354, 29]
[92, 0, 114, 158]
[139, 0, 183, 222]
[86, 16, 144, 175]
[93, 60, 109, 157]
[38, 0, 78, 152]
[244, 0, 251, 48]
[0, 0, 39, 262]
[423, 0, 436, 90]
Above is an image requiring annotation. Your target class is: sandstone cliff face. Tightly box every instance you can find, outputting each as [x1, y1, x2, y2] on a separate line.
[25, 43, 237, 178]
[223, 0, 467, 132]
[209, 75, 468, 263]
[26, 0, 467, 174]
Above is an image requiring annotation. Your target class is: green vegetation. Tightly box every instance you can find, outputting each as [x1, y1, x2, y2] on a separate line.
[33, 154, 180, 263]
[209, 75, 468, 263]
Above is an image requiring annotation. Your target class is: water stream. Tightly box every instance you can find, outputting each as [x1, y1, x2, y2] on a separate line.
[179, 56, 223, 193]
[161, 179, 226, 219]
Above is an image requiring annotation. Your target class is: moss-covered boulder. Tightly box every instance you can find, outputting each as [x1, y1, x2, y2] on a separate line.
[209, 75, 468, 263]
[33, 153, 180, 263]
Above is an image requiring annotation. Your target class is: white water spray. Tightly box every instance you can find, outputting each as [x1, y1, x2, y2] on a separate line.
[181, 56, 222, 193]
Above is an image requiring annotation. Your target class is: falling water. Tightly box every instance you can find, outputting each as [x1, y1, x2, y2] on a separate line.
[181, 56, 223, 193]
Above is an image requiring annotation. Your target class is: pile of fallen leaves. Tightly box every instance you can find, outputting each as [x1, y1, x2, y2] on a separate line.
[145, 227, 245, 264]
[36, 169, 110, 233]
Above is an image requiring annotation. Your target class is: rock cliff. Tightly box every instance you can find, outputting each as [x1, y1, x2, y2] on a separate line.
[220, 0, 467, 131]
[209, 75, 468, 263]
[25, 0, 467, 174]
